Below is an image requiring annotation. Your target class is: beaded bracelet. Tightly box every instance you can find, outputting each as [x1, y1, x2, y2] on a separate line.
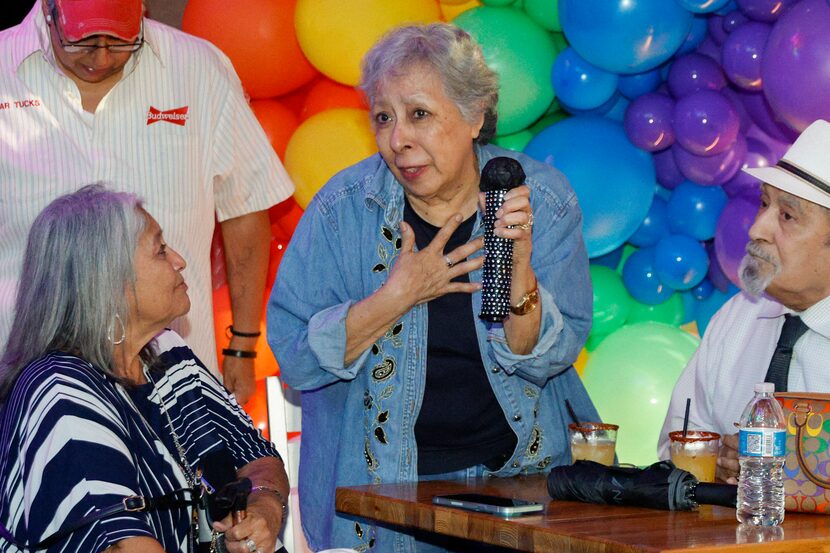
[221, 348, 257, 359]
[225, 325, 262, 339]
[250, 485, 288, 526]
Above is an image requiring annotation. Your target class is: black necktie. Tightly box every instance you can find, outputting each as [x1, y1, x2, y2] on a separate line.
[764, 314, 809, 393]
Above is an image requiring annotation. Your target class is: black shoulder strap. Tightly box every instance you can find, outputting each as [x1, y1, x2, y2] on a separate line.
[0, 487, 196, 551]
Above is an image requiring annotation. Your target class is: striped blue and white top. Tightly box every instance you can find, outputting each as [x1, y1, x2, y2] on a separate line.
[0, 330, 279, 552]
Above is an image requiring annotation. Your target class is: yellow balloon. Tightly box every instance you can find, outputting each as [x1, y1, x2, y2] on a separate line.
[295, 0, 441, 86]
[441, 0, 482, 20]
[285, 108, 378, 208]
[574, 347, 589, 377]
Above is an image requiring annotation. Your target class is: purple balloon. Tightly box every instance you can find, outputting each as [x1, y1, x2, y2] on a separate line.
[722, 136, 776, 198]
[722, 9, 750, 32]
[721, 86, 752, 133]
[696, 37, 723, 65]
[737, 0, 797, 22]
[762, 0, 830, 132]
[708, 14, 729, 44]
[746, 123, 790, 158]
[624, 93, 675, 151]
[673, 134, 748, 185]
[705, 239, 732, 292]
[737, 89, 798, 143]
[714, 194, 760, 287]
[667, 53, 727, 98]
[673, 90, 740, 156]
[653, 147, 685, 189]
[722, 22, 771, 90]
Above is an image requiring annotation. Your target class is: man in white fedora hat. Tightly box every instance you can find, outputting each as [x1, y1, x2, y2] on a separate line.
[658, 119, 830, 482]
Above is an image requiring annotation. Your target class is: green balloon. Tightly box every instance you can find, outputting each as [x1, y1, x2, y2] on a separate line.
[582, 323, 699, 466]
[550, 31, 568, 53]
[528, 109, 568, 136]
[523, 0, 561, 31]
[590, 265, 633, 336]
[585, 332, 607, 352]
[618, 244, 638, 272]
[626, 293, 684, 326]
[493, 129, 534, 151]
[455, 7, 557, 135]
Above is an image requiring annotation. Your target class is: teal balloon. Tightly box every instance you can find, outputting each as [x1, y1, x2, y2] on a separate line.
[582, 323, 700, 466]
[524, 116, 655, 257]
[626, 293, 685, 326]
[523, 0, 561, 31]
[590, 265, 633, 336]
[456, 7, 557, 135]
[560, 0, 693, 74]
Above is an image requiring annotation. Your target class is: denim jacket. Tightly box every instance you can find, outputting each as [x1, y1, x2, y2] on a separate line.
[266, 144, 599, 553]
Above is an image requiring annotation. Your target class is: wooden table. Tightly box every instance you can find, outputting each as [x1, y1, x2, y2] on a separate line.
[335, 474, 830, 552]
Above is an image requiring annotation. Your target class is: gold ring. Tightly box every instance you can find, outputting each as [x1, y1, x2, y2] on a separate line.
[519, 212, 534, 231]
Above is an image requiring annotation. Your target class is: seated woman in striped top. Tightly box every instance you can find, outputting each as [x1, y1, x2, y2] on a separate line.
[0, 185, 287, 553]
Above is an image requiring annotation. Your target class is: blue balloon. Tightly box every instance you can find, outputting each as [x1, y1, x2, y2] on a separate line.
[676, 15, 711, 55]
[680, 291, 698, 324]
[592, 244, 625, 268]
[629, 196, 670, 248]
[691, 278, 715, 300]
[654, 234, 709, 290]
[618, 67, 663, 99]
[676, 0, 732, 13]
[560, 0, 694, 74]
[667, 180, 728, 240]
[524, 116, 655, 257]
[695, 284, 740, 334]
[622, 247, 675, 304]
[552, 48, 619, 110]
[604, 95, 631, 123]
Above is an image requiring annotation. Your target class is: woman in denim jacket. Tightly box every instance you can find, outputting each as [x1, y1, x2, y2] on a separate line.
[267, 23, 599, 553]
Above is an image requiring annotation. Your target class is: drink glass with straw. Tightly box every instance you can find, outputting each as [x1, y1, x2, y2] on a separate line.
[669, 398, 720, 482]
[566, 399, 618, 466]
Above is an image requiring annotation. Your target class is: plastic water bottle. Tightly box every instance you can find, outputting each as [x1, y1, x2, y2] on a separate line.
[736, 382, 787, 526]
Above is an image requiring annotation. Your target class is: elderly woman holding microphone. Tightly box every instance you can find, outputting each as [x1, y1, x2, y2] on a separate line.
[0, 186, 288, 553]
[268, 23, 598, 552]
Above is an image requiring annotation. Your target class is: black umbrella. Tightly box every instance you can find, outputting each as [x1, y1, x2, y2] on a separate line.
[547, 460, 737, 511]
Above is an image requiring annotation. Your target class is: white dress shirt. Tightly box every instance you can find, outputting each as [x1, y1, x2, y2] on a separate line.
[0, 6, 294, 371]
[658, 291, 830, 458]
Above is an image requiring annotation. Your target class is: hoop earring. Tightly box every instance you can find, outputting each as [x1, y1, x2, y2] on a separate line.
[108, 313, 125, 345]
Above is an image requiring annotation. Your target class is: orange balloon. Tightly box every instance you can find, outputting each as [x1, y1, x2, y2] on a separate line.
[300, 77, 367, 121]
[242, 380, 270, 440]
[212, 286, 280, 381]
[574, 347, 589, 377]
[441, 0, 482, 20]
[278, 77, 317, 116]
[265, 238, 286, 293]
[250, 99, 298, 159]
[182, 0, 318, 99]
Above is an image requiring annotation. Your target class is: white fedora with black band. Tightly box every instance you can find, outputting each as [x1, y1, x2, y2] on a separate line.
[744, 119, 830, 210]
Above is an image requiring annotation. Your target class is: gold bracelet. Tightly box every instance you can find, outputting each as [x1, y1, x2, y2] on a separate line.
[251, 485, 288, 526]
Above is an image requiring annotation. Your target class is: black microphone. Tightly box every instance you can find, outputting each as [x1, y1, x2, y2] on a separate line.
[479, 157, 526, 322]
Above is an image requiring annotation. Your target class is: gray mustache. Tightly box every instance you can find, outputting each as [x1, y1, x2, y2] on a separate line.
[745, 241, 777, 265]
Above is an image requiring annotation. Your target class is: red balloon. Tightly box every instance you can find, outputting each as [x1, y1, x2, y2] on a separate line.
[250, 99, 299, 159]
[300, 77, 367, 121]
[269, 198, 304, 242]
[182, 0, 318, 99]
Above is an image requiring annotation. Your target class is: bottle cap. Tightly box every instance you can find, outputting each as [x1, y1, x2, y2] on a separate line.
[754, 382, 775, 393]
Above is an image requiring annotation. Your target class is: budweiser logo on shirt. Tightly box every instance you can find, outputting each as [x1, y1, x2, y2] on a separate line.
[147, 106, 189, 126]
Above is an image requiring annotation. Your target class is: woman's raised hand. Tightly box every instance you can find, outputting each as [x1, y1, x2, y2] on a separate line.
[387, 214, 484, 308]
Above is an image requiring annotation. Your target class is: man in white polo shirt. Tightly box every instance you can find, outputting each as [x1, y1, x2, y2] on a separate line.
[658, 119, 830, 482]
[0, 0, 294, 403]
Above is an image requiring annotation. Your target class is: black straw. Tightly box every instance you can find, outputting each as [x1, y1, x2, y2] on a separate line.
[682, 398, 691, 437]
[565, 399, 589, 440]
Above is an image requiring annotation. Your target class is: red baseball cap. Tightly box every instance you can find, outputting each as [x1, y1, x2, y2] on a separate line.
[54, 0, 142, 42]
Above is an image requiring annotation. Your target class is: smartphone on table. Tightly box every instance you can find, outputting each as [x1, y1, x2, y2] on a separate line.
[432, 493, 544, 517]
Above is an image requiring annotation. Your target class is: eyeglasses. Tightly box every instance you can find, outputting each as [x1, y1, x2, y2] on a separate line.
[49, 7, 144, 54]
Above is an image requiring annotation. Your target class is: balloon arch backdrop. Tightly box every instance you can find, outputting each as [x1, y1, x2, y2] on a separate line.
[182, 0, 830, 466]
